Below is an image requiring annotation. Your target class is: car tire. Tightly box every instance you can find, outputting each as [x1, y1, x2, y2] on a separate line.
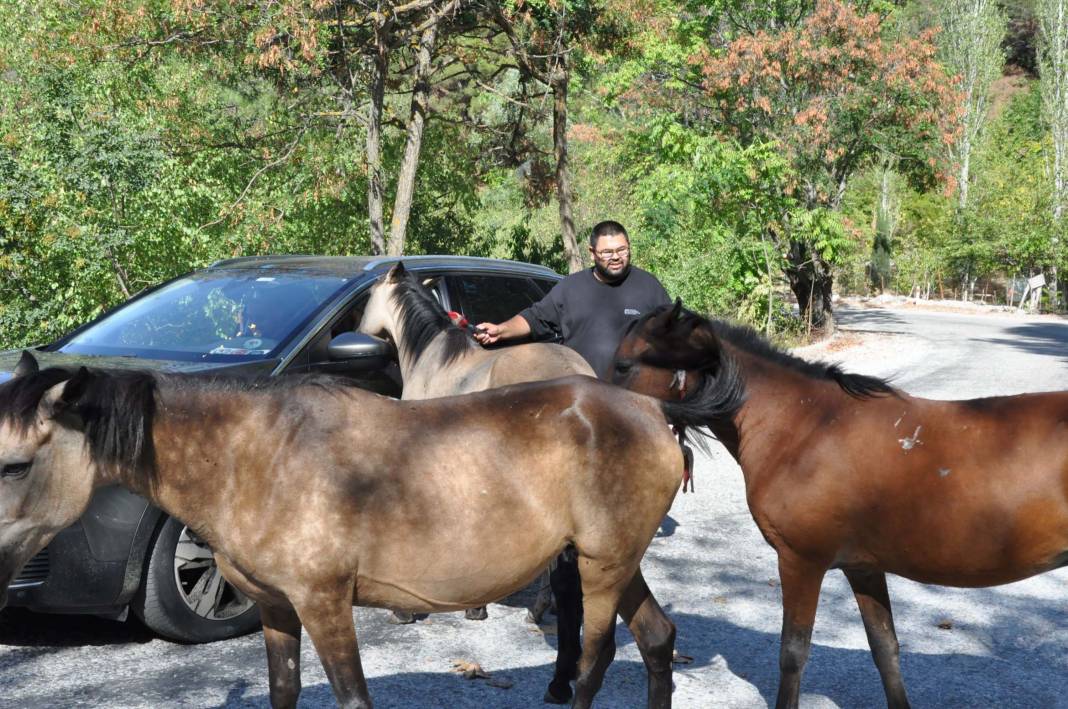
[132, 516, 260, 643]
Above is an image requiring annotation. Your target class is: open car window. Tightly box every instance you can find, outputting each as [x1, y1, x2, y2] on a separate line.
[445, 274, 549, 325]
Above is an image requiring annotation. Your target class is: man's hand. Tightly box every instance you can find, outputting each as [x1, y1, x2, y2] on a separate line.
[473, 323, 501, 345]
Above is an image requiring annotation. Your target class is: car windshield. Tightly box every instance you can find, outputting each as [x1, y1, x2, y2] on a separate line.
[55, 270, 352, 362]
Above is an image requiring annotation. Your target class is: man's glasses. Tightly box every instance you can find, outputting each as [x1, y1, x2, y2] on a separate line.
[594, 247, 630, 260]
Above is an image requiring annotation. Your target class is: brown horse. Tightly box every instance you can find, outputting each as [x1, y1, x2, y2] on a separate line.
[613, 301, 1068, 709]
[0, 352, 689, 709]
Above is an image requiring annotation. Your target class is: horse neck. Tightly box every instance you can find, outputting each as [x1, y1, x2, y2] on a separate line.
[389, 314, 477, 395]
[721, 342, 837, 488]
[126, 384, 260, 534]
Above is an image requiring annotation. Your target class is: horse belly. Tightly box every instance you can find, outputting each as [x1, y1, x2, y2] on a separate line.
[841, 493, 1068, 587]
[353, 535, 565, 612]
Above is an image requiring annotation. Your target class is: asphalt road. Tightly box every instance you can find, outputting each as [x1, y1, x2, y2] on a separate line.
[3, 304, 1068, 708]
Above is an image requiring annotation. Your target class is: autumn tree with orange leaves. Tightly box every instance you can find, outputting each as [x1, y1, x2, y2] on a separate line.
[695, 0, 961, 328]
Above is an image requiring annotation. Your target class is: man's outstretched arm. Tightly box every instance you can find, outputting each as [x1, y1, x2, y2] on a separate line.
[473, 314, 532, 345]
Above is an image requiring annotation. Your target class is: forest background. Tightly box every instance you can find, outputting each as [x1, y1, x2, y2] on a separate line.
[1, 0, 1066, 346]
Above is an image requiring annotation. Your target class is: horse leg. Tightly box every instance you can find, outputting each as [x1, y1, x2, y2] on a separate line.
[843, 569, 910, 709]
[617, 570, 675, 709]
[465, 605, 488, 620]
[388, 609, 415, 624]
[295, 593, 372, 709]
[775, 554, 826, 709]
[545, 551, 582, 704]
[571, 560, 638, 709]
[261, 603, 303, 709]
[527, 567, 554, 624]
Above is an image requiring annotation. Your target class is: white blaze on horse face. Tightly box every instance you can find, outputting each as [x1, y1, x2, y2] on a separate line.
[357, 278, 398, 341]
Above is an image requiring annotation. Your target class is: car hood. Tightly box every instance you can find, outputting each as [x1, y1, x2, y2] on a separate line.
[0, 349, 278, 385]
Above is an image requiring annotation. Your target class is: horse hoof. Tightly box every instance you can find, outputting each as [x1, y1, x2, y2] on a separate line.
[388, 611, 416, 625]
[543, 684, 572, 704]
[527, 608, 544, 624]
[465, 607, 488, 621]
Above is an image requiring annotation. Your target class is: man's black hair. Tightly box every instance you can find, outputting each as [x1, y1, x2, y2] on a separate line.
[590, 220, 629, 248]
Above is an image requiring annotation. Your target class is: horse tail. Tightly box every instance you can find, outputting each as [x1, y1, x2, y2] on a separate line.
[658, 351, 745, 444]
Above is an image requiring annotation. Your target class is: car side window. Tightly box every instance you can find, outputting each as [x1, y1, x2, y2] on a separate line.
[532, 278, 559, 297]
[445, 275, 546, 325]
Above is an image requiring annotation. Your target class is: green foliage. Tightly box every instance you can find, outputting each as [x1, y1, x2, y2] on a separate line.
[0, 0, 1063, 350]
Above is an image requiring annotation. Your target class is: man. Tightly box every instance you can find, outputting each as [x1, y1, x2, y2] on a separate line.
[474, 220, 670, 379]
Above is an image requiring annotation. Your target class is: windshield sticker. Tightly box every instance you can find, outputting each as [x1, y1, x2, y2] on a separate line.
[255, 277, 276, 282]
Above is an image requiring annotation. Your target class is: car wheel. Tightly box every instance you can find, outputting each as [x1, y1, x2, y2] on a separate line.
[132, 516, 260, 643]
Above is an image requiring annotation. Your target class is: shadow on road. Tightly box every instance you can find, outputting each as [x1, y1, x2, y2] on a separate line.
[5, 597, 1068, 708]
[976, 321, 1068, 364]
[833, 307, 909, 332]
[0, 607, 155, 648]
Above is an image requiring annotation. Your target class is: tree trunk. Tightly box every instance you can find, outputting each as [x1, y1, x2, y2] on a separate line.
[958, 134, 971, 210]
[387, 18, 442, 256]
[552, 61, 582, 273]
[366, 34, 388, 256]
[786, 241, 835, 333]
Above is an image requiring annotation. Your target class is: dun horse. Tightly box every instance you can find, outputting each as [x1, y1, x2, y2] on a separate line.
[357, 262, 593, 398]
[0, 352, 694, 709]
[358, 262, 596, 701]
[613, 301, 1068, 709]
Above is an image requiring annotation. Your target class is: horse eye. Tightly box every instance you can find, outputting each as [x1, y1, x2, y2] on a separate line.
[615, 359, 634, 373]
[0, 462, 31, 479]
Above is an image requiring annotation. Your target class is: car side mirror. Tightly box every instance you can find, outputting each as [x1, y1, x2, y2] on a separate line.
[327, 332, 392, 370]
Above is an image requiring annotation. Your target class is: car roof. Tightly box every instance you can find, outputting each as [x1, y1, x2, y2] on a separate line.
[207, 254, 562, 281]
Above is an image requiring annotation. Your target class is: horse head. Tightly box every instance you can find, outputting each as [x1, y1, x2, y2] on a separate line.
[358, 261, 409, 342]
[0, 353, 103, 607]
[612, 299, 725, 400]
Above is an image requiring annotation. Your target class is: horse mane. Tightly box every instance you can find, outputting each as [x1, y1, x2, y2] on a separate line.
[0, 367, 362, 490]
[0, 366, 158, 484]
[706, 319, 895, 399]
[631, 305, 895, 400]
[390, 271, 473, 366]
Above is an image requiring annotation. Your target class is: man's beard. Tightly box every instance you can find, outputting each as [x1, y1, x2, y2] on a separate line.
[594, 261, 630, 283]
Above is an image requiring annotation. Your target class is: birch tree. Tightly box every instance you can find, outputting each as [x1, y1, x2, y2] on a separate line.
[1039, 0, 1068, 304]
[936, 0, 1006, 211]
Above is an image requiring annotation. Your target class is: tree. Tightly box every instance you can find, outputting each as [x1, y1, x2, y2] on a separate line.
[871, 159, 898, 293]
[1039, 0, 1068, 304]
[694, 0, 960, 328]
[488, 1, 610, 273]
[936, 0, 1007, 212]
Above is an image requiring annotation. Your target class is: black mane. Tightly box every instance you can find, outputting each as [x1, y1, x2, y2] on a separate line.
[0, 367, 361, 489]
[706, 319, 895, 399]
[633, 305, 895, 399]
[390, 270, 474, 366]
[0, 366, 158, 484]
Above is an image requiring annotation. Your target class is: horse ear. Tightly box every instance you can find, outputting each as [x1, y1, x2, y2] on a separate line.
[14, 350, 39, 378]
[40, 367, 92, 421]
[387, 262, 407, 283]
[651, 299, 683, 334]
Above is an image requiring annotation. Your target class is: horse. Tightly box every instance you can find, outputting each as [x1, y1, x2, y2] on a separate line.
[612, 300, 1068, 709]
[0, 351, 698, 709]
[358, 261, 597, 700]
[357, 261, 594, 399]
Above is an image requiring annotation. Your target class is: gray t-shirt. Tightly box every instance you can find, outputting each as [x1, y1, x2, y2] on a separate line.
[519, 266, 671, 380]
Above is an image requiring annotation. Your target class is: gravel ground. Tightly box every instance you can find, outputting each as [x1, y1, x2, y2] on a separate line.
[3, 305, 1068, 708]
